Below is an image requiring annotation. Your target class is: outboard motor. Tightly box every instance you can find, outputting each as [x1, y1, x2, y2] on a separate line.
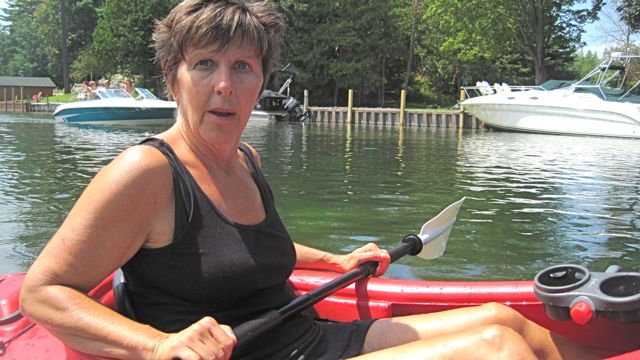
[283, 96, 309, 122]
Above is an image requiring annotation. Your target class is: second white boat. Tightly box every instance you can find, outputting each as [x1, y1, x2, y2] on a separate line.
[461, 53, 640, 139]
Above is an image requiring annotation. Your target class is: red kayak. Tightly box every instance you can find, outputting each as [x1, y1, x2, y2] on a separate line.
[1, 269, 639, 359]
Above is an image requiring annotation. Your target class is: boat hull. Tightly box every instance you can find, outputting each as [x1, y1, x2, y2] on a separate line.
[53, 99, 177, 126]
[249, 109, 272, 121]
[463, 91, 640, 139]
[1, 270, 638, 359]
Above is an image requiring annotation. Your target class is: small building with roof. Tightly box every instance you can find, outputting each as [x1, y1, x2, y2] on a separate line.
[1, 76, 57, 101]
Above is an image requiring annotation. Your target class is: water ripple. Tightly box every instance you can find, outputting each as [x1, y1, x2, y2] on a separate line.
[1, 117, 638, 280]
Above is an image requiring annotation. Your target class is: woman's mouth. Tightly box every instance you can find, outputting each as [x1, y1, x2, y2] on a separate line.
[211, 111, 235, 117]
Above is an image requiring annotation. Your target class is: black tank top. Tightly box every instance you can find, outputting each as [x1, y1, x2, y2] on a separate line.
[122, 138, 319, 359]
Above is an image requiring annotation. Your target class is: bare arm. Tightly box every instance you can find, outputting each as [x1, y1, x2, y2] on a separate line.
[20, 145, 173, 358]
[293, 243, 343, 272]
[20, 146, 235, 360]
[294, 242, 391, 277]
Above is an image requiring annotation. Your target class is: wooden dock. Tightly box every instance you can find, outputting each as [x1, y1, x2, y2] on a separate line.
[3, 96, 483, 130]
[27, 103, 59, 112]
[308, 107, 482, 129]
[0, 101, 27, 112]
[1, 101, 59, 113]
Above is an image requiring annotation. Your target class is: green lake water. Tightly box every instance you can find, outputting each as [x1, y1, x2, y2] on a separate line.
[1, 113, 638, 281]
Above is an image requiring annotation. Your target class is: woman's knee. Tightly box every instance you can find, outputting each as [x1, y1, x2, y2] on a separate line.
[477, 324, 536, 359]
[479, 302, 526, 329]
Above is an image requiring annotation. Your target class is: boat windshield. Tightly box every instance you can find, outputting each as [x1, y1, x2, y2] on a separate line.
[572, 53, 640, 103]
[135, 88, 159, 100]
[94, 88, 134, 99]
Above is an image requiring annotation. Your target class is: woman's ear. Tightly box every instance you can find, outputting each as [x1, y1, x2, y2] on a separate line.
[256, 83, 266, 104]
[170, 84, 180, 103]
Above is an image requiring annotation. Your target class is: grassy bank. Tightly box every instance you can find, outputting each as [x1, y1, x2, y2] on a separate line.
[47, 89, 78, 103]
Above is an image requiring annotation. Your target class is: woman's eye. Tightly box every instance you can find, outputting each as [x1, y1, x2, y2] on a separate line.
[195, 59, 213, 69]
[236, 61, 250, 71]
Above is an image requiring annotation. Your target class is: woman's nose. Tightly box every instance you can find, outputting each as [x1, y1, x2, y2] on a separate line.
[215, 70, 235, 96]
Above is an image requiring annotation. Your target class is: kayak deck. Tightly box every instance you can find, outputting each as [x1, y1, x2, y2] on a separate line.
[1, 271, 638, 359]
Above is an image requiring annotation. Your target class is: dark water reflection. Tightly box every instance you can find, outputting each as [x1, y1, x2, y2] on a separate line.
[1, 114, 638, 280]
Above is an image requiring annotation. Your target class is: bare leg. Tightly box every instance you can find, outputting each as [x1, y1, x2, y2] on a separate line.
[357, 303, 599, 360]
[349, 324, 538, 360]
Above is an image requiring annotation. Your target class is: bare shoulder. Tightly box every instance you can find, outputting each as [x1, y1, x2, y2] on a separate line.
[84, 143, 171, 192]
[240, 142, 262, 168]
[23, 144, 175, 292]
[86, 143, 174, 217]
[106, 143, 171, 180]
[75, 142, 175, 236]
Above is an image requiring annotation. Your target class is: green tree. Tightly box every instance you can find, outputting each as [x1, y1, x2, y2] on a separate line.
[413, 0, 525, 103]
[61, 0, 70, 92]
[571, 50, 601, 78]
[1, 0, 609, 106]
[0, 23, 9, 74]
[402, 0, 422, 91]
[30, 0, 67, 89]
[90, 0, 178, 90]
[67, 0, 103, 82]
[413, 0, 602, 105]
[488, 0, 603, 84]
[277, 1, 333, 104]
[1, 0, 101, 85]
[2, 0, 48, 77]
[281, 0, 408, 106]
[618, 0, 640, 32]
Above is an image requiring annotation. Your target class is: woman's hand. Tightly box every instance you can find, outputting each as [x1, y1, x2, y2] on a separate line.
[153, 317, 236, 360]
[335, 243, 391, 277]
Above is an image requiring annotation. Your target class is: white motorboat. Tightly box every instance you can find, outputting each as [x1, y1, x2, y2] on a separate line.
[461, 53, 640, 138]
[53, 88, 177, 126]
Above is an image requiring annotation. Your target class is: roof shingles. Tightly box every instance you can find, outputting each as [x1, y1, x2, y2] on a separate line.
[0, 76, 57, 88]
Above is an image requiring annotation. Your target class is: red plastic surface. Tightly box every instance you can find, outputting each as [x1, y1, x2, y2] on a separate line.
[1, 270, 638, 359]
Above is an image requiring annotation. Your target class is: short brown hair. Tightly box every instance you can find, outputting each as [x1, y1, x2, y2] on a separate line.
[153, 0, 285, 97]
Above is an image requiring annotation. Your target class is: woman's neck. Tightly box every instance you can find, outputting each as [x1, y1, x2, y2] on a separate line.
[162, 123, 241, 175]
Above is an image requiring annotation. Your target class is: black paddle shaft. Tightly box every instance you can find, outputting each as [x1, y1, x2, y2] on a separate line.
[233, 234, 423, 349]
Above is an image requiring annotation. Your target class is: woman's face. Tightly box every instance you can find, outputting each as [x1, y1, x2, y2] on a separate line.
[172, 38, 263, 146]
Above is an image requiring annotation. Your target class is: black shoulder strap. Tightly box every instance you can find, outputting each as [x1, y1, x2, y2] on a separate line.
[237, 142, 261, 177]
[139, 138, 194, 232]
[237, 142, 276, 210]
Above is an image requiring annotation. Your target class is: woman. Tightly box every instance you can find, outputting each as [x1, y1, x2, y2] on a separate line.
[20, 1, 598, 359]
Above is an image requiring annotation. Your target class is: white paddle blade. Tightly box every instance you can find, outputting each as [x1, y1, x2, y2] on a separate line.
[417, 197, 466, 259]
